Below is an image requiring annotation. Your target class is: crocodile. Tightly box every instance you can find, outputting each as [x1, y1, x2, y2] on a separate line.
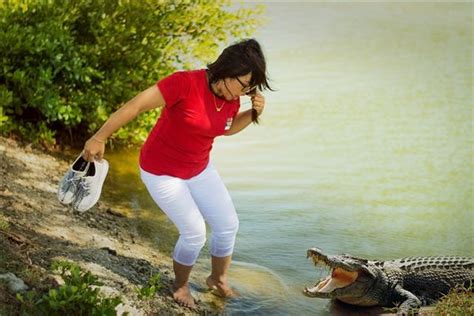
[303, 248, 473, 313]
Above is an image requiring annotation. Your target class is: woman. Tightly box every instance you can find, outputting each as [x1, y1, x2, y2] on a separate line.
[82, 38, 271, 308]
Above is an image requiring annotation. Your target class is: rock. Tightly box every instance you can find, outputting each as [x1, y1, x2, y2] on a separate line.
[0, 272, 29, 293]
[96, 285, 141, 316]
[115, 302, 141, 316]
[106, 208, 126, 217]
[101, 246, 118, 256]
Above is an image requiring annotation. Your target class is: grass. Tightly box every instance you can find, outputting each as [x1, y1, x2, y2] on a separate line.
[16, 260, 122, 315]
[434, 285, 473, 315]
[136, 273, 163, 300]
[0, 224, 59, 315]
[0, 230, 25, 315]
[0, 216, 9, 232]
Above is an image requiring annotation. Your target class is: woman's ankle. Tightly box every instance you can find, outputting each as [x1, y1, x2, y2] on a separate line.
[173, 281, 189, 290]
[206, 275, 236, 297]
[209, 274, 227, 284]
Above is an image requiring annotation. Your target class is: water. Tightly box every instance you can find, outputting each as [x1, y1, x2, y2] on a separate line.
[104, 2, 473, 315]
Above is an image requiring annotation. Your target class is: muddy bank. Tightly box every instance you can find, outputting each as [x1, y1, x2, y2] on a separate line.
[0, 137, 223, 315]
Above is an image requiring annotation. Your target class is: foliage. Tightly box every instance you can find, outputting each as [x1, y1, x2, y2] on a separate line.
[136, 272, 163, 300]
[16, 260, 122, 316]
[0, 0, 264, 147]
[0, 216, 9, 231]
[434, 284, 473, 315]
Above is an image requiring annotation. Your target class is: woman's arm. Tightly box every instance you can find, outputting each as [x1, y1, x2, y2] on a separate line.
[82, 85, 165, 161]
[224, 92, 265, 136]
[223, 109, 253, 136]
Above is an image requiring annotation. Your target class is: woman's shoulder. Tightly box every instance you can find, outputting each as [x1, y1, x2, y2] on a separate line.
[185, 69, 207, 80]
[165, 69, 205, 85]
[187, 69, 210, 87]
[172, 69, 205, 77]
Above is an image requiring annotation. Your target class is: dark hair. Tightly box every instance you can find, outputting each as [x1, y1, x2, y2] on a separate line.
[207, 38, 272, 123]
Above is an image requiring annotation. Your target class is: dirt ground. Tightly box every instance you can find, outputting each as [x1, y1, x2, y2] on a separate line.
[0, 137, 221, 315]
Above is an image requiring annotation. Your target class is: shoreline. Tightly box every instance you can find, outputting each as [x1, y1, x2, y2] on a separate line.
[0, 137, 221, 315]
[1, 137, 470, 315]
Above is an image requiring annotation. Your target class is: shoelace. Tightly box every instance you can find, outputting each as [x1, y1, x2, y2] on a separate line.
[62, 173, 81, 193]
[75, 178, 92, 203]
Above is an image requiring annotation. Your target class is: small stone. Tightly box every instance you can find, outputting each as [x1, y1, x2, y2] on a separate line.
[0, 272, 29, 293]
[101, 247, 117, 256]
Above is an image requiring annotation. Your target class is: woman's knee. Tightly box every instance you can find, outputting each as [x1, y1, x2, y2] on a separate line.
[210, 224, 238, 257]
[181, 219, 207, 247]
[173, 222, 207, 266]
[181, 232, 206, 249]
[212, 217, 239, 243]
[220, 215, 239, 235]
[228, 218, 239, 235]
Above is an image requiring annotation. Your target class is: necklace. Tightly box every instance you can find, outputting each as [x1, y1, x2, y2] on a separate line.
[213, 95, 225, 112]
[212, 90, 225, 112]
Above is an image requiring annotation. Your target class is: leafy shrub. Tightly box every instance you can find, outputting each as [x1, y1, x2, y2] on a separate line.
[16, 260, 122, 316]
[0, 0, 263, 146]
[136, 273, 162, 300]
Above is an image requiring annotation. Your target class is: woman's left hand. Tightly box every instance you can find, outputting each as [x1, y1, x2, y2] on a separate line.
[251, 92, 265, 116]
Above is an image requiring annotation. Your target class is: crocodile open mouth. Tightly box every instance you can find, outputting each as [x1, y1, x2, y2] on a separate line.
[304, 249, 359, 296]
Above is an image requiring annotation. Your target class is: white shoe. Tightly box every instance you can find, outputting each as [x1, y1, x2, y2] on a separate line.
[73, 159, 109, 212]
[57, 155, 90, 205]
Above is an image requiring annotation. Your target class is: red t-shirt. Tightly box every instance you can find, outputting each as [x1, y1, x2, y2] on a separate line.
[139, 69, 240, 179]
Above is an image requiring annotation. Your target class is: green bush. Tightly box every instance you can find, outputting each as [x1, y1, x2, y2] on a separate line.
[0, 0, 263, 146]
[136, 273, 162, 300]
[16, 260, 122, 316]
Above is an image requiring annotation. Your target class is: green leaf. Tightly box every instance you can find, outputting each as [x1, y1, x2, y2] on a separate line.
[0, 0, 264, 146]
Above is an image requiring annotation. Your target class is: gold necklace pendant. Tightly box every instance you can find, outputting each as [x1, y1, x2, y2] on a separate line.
[213, 94, 225, 112]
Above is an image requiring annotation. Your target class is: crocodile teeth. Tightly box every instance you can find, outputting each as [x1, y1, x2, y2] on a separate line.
[311, 255, 329, 268]
[304, 285, 319, 294]
[308, 253, 320, 264]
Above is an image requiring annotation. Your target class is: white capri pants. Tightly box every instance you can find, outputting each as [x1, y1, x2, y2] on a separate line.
[140, 162, 239, 266]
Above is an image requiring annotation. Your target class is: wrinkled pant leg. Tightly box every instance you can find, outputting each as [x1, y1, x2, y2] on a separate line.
[141, 168, 206, 266]
[187, 162, 239, 258]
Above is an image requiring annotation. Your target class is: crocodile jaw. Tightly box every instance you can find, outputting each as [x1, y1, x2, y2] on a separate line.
[303, 248, 359, 298]
[304, 267, 359, 297]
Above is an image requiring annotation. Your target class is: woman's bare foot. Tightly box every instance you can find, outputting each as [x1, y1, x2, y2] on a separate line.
[173, 283, 196, 308]
[206, 275, 238, 298]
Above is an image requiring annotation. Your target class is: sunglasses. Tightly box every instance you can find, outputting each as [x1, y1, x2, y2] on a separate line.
[235, 77, 257, 95]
